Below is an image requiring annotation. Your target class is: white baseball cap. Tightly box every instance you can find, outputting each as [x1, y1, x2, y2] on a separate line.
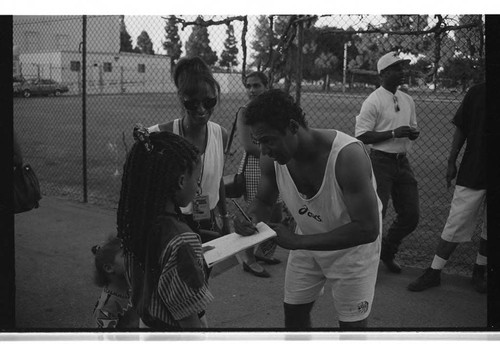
[377, 52, 410, 74]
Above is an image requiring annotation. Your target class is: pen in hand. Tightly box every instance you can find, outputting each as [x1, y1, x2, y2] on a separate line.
[231, 199, 259, 233]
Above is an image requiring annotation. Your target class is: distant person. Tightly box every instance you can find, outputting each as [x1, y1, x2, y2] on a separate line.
[92, 235, 139, 328]
[355, 51, 420, 274]
[235, 71, 283, 278]
[234, 89, 382, 329]
[408, 82, 487, 293]
[117, 128, 213, 329]
[148, 56, 230, 243]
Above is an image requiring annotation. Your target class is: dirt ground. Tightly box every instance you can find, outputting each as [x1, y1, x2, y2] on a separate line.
[13, 196, 487, 332]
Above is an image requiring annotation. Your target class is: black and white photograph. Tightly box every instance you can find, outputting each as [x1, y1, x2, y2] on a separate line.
[2, 3, 499, 342]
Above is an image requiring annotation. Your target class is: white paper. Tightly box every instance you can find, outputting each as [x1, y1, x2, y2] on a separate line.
[202, 222, 277, 267]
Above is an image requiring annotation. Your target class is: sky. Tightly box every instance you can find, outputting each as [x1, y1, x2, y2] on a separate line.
[122, 14, 465, 68]
[122, 14, 402, 68]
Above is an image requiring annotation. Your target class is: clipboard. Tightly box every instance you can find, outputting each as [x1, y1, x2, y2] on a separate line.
[202, 222, 276, 267]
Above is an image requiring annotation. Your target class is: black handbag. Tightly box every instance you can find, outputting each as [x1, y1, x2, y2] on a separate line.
[223, 107, 248, 199]
[224, 153, 249, 199]
[14, 164, 41, 214]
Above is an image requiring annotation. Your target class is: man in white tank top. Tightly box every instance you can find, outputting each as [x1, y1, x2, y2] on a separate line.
[234, 90, 382, 329]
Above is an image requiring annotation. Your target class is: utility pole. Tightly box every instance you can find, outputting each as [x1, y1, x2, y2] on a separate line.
[342, 41, 351, 93]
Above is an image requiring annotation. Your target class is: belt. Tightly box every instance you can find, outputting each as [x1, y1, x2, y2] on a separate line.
[371, 149, 406, 159]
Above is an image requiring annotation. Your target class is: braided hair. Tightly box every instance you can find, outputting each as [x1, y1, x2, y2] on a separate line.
[117, 129, 200, 272]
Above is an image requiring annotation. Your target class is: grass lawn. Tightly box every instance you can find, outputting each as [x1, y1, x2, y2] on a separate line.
[13, 89, 482, 276]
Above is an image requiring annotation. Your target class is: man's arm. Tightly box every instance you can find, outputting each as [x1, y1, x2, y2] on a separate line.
[272, 143, 380, 251]
[355, 99, 415, 144]
[248, 155, 279, 223]
[446, 126, 466, 188]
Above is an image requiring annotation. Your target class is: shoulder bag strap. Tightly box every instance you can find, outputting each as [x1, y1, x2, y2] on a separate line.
[225, 107, 244, 155]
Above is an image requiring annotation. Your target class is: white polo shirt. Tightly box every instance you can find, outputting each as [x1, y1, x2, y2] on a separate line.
[355, 86, 417, 154]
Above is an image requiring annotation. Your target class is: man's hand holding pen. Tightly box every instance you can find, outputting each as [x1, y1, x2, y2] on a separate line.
[233, 216, 259, 236]
[232, 199, 259, 236]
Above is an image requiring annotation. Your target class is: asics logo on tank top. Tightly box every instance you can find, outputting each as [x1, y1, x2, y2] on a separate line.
[298, 205, 322, 222]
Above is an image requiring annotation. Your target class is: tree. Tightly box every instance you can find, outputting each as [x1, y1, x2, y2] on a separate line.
[250, 15, 289, 72]
[119, 15, 134, 53]
[454, 15, 484, 59]
[136, 30, 155, 55]
[439, 56, 484, 92]
[163, 15, 182, 68]
[314, 52, 339, 91]
[185, 16, 218, 66]
[219, 23, 239, 71]
[381, 15, 432, 54]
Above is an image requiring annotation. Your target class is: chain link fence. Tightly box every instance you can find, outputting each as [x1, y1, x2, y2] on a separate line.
[13, 15, 485, 276]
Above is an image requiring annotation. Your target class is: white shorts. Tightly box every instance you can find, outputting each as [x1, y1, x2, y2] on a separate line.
[441, 185, 487, 242]
[284, 250, 378, 323]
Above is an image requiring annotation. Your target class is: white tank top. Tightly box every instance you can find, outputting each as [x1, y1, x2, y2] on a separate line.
[275, 130, 382, 267]
[173, 119, 224, 214]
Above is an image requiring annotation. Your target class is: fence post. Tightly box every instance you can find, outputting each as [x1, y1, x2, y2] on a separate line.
[342, 41, 351, 93]
[120, 66, 125, 93]
[295, 20, 304, 106]
[81, 15, 88, 203]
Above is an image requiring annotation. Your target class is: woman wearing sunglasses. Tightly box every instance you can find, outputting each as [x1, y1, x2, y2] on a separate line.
[148, 56, 230, 243]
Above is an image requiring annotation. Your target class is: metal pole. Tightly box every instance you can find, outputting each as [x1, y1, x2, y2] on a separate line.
[82, 15, 88, 202]
[342, 42, 348, 93]
[295, 21, 304, 106]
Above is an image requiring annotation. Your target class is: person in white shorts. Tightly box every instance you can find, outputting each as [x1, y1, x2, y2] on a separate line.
[408, 82, 487, 293]
[234, 89, 382, 329]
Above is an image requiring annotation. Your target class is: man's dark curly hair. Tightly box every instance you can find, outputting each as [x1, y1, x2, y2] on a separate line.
[244, 89, 307, 134]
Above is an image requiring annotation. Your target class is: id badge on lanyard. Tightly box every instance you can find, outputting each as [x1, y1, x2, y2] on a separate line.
[192, 194, 210, 221]
[191, 135, 210, 221]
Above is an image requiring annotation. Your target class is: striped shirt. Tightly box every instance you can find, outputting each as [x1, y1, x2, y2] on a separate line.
[140, 216, 214, 327]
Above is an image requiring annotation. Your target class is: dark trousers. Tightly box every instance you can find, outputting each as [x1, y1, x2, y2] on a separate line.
[370, 150, 420, 257]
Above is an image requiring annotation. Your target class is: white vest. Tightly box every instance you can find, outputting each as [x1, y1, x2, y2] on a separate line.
[275, 130, 382, 272]
[149, 119, 224, 214]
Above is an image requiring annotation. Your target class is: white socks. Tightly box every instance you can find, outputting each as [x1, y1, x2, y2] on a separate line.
[475, 253, 487, 266]
[430, 255, 447, 270]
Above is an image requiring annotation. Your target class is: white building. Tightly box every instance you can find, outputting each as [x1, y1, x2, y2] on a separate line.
[13, 15, 174, 94]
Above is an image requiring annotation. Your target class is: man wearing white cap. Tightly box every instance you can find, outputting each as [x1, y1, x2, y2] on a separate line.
[355, 51, 420, 274]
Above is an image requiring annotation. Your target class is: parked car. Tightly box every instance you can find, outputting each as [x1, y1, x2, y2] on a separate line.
[13, 75, 25, 96]
[19, 78, 69, 98]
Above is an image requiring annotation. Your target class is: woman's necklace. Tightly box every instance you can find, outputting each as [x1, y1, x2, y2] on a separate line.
[180, 118, 207, 152]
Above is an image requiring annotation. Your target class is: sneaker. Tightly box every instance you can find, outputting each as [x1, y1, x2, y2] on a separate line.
[471, 264, 487, 294]
[407, 268, 441, 291]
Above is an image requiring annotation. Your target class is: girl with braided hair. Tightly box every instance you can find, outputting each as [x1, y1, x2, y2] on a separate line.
[117, 127, 213, 329]
[148, 56, 230, 243]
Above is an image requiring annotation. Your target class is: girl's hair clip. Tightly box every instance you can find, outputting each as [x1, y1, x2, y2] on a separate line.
[133, 123, 154, 153]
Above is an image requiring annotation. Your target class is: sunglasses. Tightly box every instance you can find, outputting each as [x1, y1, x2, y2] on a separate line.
[183, 97, 217, 111]
[393, 95, 400, 112]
